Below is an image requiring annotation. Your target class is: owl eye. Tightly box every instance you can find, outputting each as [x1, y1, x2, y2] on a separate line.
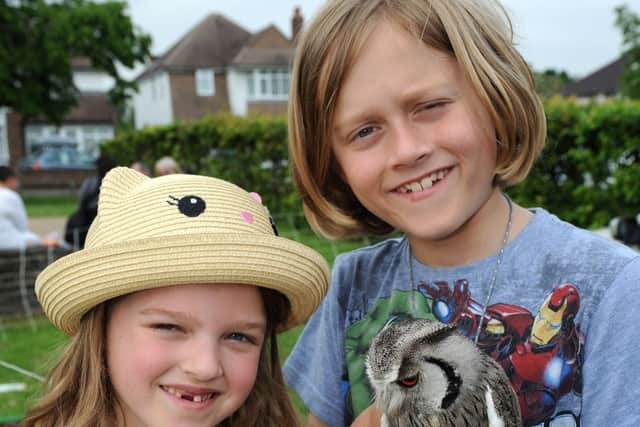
[397, 374, 419, 388]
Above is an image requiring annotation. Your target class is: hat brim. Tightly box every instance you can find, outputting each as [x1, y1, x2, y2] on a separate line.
[36, 234, 329, 335]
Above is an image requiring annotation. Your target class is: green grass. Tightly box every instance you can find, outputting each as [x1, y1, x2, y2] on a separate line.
[22, 194, 77, 218]
[0, 317, 67, 419]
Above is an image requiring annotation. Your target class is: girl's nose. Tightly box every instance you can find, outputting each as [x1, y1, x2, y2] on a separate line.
[180, 340, 224, 381]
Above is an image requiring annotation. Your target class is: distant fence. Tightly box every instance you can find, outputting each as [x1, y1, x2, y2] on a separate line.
[0, 246, 71, 321]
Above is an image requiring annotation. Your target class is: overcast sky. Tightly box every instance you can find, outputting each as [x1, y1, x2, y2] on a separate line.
[125, 0, 640, 79]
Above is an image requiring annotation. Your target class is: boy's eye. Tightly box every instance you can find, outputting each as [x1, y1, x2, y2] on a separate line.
[418, 101, 447, 113]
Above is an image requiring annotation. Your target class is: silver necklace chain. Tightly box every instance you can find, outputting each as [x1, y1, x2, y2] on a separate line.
[406, 193, 514, 344]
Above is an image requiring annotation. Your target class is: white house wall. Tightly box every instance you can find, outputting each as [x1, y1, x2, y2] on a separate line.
[227, 69, 249, 116]
[133, 72, 173, 129]
[73, 71, 114, 93]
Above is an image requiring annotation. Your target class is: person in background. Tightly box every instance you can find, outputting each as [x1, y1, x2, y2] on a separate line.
[130, 161, 151, 176]
[63, 153, 117, 249]
[154, 156, 182, 176]
[0, 165, 42, 250]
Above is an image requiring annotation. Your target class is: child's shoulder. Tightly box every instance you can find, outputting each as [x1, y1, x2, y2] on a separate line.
[333, 236, 408, 277]
[335, 236, 405, 264]
[525, 208, 638, 266]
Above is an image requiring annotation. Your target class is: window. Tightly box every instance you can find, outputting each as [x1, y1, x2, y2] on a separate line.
[248, 74, 255, 96]
[195, 69, 215, 96]
[248, 69, 290, 101]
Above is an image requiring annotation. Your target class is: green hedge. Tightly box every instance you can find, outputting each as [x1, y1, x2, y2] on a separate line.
[103, 100, 640, 231]
[510, 97, 640, 228]
[102, 114, 300, 219]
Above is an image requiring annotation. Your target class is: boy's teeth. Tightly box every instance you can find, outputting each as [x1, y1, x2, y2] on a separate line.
[420, 176, 433, 188]
[409, 182, 421, 192]
[400, 170, 445, 193]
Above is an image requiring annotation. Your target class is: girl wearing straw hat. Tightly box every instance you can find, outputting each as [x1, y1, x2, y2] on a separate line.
[23, 167, 329, 427]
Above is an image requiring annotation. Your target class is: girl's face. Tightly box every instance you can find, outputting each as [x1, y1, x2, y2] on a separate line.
[106, 284, 266, 427]
[331, 21, 503, 262]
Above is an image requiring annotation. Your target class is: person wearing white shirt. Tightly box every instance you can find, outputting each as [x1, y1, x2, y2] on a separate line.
[0, 166, 42, 250]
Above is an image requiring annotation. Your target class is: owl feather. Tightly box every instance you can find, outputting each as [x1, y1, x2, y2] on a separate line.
[366, 318, 522, 427]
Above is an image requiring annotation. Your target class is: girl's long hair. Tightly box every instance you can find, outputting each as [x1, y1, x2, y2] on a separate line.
[22, 287, 300, 427]
[22, 304, 116, 427]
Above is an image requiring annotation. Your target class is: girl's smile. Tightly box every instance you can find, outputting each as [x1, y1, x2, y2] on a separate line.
[107, 283, 266, 427]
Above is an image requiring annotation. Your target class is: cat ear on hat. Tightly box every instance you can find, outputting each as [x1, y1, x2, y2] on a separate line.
[99, 167, 150, 207]
[84, 167, 150, 248]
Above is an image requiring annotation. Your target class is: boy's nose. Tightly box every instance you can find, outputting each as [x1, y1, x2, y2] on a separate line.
[389, 121, 432, 166]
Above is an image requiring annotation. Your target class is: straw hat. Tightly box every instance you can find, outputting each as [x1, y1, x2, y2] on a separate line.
[36, 167, 330, 335]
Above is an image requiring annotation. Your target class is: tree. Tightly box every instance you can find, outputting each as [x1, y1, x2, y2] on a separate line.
[0, 0, 151, 124]
[533, 68, 574, 98]
[615, 4, 640, 98]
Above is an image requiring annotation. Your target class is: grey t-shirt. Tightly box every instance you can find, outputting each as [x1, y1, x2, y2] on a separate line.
[284, 208, 640, 427]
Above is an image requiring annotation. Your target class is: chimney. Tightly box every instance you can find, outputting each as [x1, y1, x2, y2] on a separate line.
[292, 7, 303, 42]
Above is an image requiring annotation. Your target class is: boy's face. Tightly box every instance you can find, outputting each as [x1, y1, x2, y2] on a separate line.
[331, 21, 499, 254]
[106, 283, 266, 427]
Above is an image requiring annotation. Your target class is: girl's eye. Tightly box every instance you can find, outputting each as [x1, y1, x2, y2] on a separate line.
[356, 126, 374, 138]
[353, 125, 378, 141]
[152, 323, 182, 332]
[226, 332, 258, 345]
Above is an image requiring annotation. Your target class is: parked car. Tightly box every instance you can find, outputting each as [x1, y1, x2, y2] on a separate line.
[19, 139, 95, 171]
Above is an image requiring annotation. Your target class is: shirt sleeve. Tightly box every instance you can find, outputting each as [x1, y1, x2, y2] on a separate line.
[581, 256, 640, 426]
[10, 191, 30, 232]
[284, 256, 349, 427]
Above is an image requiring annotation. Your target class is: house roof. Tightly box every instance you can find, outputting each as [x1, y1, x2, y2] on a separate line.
[31, 93, 116, 124]
[136, 14, 252, 80]
[560, 56, 625, 97]
[232, 25, 294, 67]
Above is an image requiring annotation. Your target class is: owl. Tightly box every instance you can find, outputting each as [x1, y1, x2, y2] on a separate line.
[365, 318, 522, 427]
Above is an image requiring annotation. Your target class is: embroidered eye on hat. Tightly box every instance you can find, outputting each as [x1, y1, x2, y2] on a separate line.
[35, 167, 330, 335]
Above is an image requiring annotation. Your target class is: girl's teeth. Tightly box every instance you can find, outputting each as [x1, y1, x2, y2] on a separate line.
[164, 386, 212, 402]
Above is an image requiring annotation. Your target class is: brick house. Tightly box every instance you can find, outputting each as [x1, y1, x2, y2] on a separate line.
[1, 58, 117, 188]
[132, 8, 303, 128]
